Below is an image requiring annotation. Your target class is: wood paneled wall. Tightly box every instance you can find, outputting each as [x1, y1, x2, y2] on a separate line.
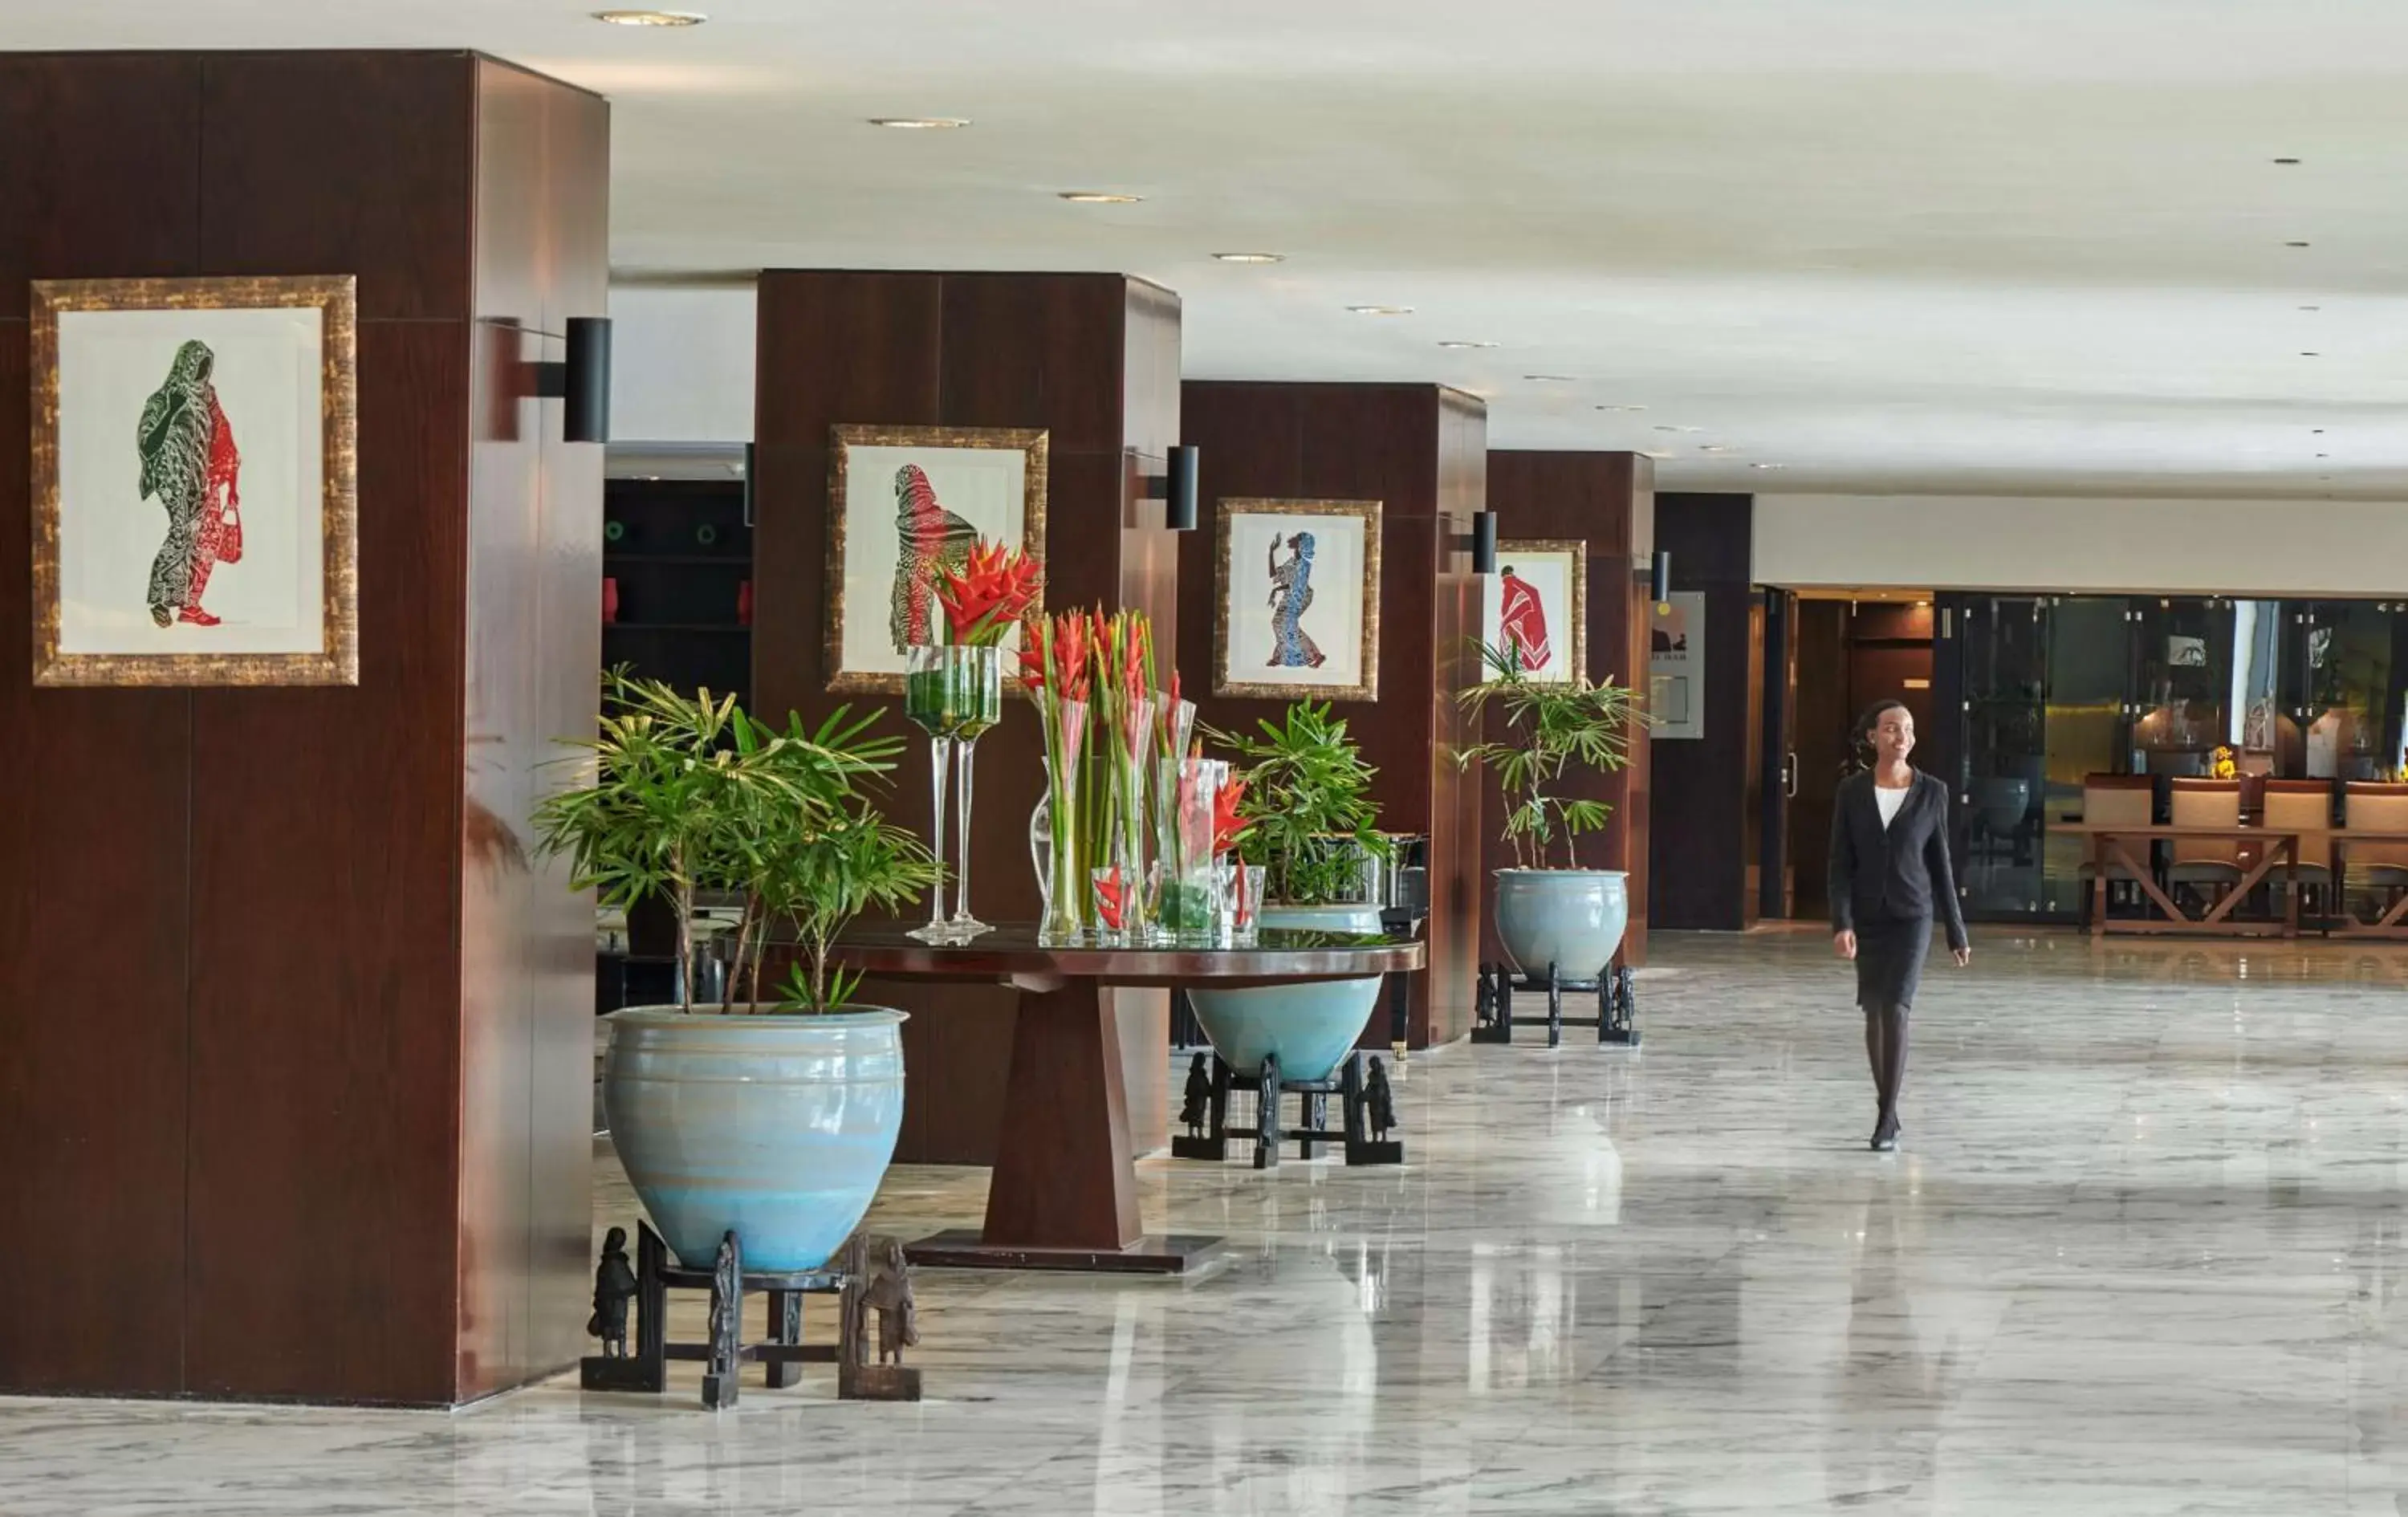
[751, 271, 1182, 1163]
[1178, 382, 1486, 1047]
[1647, 492, 1762, 932]
[0, 51, 605, 1405]
[1483, 451, 1654, 968]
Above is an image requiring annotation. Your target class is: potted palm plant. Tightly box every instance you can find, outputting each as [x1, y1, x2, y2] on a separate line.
[1184, 702, 1396, 1084]
[1457, 641, 1639, 983]
[534, 673, 937, 1273]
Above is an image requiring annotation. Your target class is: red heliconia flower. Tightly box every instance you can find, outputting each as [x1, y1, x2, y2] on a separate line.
[1213, 775, 1251, 857]
[1092, 865, 1126, 929]
[934, 540, 1042, 646]
[1054, 610, 1092, 702]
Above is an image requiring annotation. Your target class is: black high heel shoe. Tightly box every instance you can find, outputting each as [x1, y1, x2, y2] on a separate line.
[1871, 1113, 1899, 1152]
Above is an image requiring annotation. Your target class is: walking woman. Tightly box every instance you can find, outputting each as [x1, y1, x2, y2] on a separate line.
[1830, 700, 1970, 1151]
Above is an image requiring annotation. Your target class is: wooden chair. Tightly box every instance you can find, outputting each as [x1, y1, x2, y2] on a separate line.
[2166, 779, 2245, 911]
[2079, 774, 2157, 924]
[2341, 783, 2408, 925]
[2260, 779, 2335, 928]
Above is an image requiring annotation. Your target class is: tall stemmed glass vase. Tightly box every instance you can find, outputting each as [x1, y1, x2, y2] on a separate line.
[904, 645, 1003, 943]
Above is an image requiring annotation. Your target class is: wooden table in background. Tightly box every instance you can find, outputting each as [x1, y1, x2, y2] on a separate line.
[2064, 825, 2302, 938]
[831, 925, 1426, 1275]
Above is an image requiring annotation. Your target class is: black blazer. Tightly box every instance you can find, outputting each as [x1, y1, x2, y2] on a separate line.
[1828, 770, 1969, 950]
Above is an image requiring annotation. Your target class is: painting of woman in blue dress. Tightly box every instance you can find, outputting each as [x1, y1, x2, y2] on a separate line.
[1265, 530, 1327, 669]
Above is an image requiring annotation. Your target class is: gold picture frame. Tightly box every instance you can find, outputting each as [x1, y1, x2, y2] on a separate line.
[1213, 498, 1382, 702]
[1488, 538, 1588, 684]
[824, 423, 1049, 694]
[31, 275, 359, 687]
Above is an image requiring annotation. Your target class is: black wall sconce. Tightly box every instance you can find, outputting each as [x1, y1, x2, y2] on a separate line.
[1469, 510, 1498, 574]
[1139, 444, 1201, 531]
[531, 315, 612, 443]
[1650, 549, 1673, 605]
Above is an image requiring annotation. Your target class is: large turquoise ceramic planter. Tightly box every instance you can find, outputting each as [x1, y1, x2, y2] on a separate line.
[601, 1004, 906, 1272]
[1186, 903, 1384, 1081]
[1494, 868, 1629, 982]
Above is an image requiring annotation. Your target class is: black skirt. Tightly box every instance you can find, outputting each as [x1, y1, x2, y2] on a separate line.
[1854, 916, 1933, 1011]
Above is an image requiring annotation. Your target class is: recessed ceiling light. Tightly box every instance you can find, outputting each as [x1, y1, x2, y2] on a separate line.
[1750, 462, 1787, 470]
[1698, 444, 1733, 453]
[1212, 252, 1284, 264]
[2313, 428, 2326, 433]
[1060, 191, 1143, 204]
[1437, 340, 1497, 349]
[1653, 424, 1704, 433]
[592, 8, 706, 24]
[2301, 351, 2321, 356]
[1348, 305, 1413, 316]
[2286, 240, 2312, 248]
[2274, 157, 2302, 165]
[2300, 304, 2322, 311]
[2317, 453, 2330, 458]
[869, 117, 970, 129]
[1595, 404, 1647, 413]
[1523, 374, 1579, 383]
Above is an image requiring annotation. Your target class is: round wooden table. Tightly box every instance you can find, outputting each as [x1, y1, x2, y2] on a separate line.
[833, 924, 1426, 1275]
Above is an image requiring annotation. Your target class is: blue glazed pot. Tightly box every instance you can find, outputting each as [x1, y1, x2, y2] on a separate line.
[601, 1004, 906, 1272]
[1186, 902, 1384, 1081]
[1494, 869, 1629, 982]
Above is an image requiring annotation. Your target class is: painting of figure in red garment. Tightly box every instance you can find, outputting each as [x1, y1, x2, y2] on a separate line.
[138, 339, 246, 628]
[826, 425, 1048, 693]
[1480, 540, 1586, 685]
[32, 275, 357, 687]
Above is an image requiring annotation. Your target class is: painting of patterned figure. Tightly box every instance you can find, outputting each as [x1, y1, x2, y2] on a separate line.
[1214, 498, 1381, 702]
[31, 275, 357, 687]
[1480, 540, 1586, 685]
[139, 339, 246, 630]
[826, 425, 1048, 693]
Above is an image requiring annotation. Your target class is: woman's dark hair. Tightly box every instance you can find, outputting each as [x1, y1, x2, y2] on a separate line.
[1851, 699, 1914, 762]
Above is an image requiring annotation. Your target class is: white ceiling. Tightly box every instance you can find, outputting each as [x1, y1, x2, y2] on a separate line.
[18, 1, 2408, 496]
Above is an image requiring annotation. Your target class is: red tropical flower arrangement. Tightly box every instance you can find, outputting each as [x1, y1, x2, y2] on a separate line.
[931, 542, 1043, 646]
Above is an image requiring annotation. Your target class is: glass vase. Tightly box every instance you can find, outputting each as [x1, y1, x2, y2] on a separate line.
[1034, 697, 1089, 945]
[1154, 754, 1222, 944]
[901, 645, 959, 943]
[938, 647, 1003, 940]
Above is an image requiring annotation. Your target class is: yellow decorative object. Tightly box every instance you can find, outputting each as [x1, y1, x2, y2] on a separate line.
[2210, 746, 2237, 780]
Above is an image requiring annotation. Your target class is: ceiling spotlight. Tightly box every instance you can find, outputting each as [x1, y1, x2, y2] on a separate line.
[2317, 453, 2330, 458]
[1437, 340, 1498, 349]
[2313, 428, 2326, 434]
[1348, 305, 1413, 316]
[1750, 462, 1787, 470]
[1595, 404, 1648, 413]
[1698, 444, 1732, 453]
[2300, 305, 2322, 311]
[1523, 374, 1579, 383]
[1213, 252, 1284, 264]
[2273, 157, 2302, 165]
[2302, 351, 2321, 356]
[1060, 191, 1143, 204]
[2286, 240, 2312, 248]
[592, 8, 706, 23]
[869, 117, 970, 129]
[1653, 424, 1704, 433]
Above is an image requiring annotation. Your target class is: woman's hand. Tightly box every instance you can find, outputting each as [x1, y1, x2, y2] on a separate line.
[1952, 945, 1972, 968]
[1834, 930, 1857, 961]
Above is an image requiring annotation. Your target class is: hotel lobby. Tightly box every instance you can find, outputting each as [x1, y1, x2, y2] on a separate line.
[7, 5, 2408, 1515]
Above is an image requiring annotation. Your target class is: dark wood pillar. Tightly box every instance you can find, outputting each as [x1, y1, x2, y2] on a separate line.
[751, 271, 1182, 1162]
[0, 51, 607, 1405]
[1484, 451, 1655, 967]
[1178, 383, 1486, 1047]
[1648, 492, 1762, 931]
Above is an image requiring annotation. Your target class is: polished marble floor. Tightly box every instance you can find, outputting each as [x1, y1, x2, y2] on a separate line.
[16, 929, 2408, 1514]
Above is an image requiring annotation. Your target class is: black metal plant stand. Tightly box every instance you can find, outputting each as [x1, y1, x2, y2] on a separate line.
[580, 1222, 921, 1409]
[1472, 960, 1639, 1047]
[1171, 1049, 1402, 1169]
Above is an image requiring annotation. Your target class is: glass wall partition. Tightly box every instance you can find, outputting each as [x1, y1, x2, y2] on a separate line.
[1944, 595, 2408, 922]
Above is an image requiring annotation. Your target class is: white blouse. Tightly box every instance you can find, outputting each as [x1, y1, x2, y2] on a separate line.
[1874, 783, 1910, 830]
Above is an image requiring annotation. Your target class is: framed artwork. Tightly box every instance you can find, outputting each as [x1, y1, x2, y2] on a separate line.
[31, 275, 358, 686]
[1214, 498, 1381, 702]
[1482, 539, 1586, 684]
[824, 424, 1048, 693]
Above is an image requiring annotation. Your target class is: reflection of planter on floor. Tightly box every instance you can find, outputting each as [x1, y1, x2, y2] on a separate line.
[601, 1004, 905, 1273]
[1182, 903, 1385, 1084]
